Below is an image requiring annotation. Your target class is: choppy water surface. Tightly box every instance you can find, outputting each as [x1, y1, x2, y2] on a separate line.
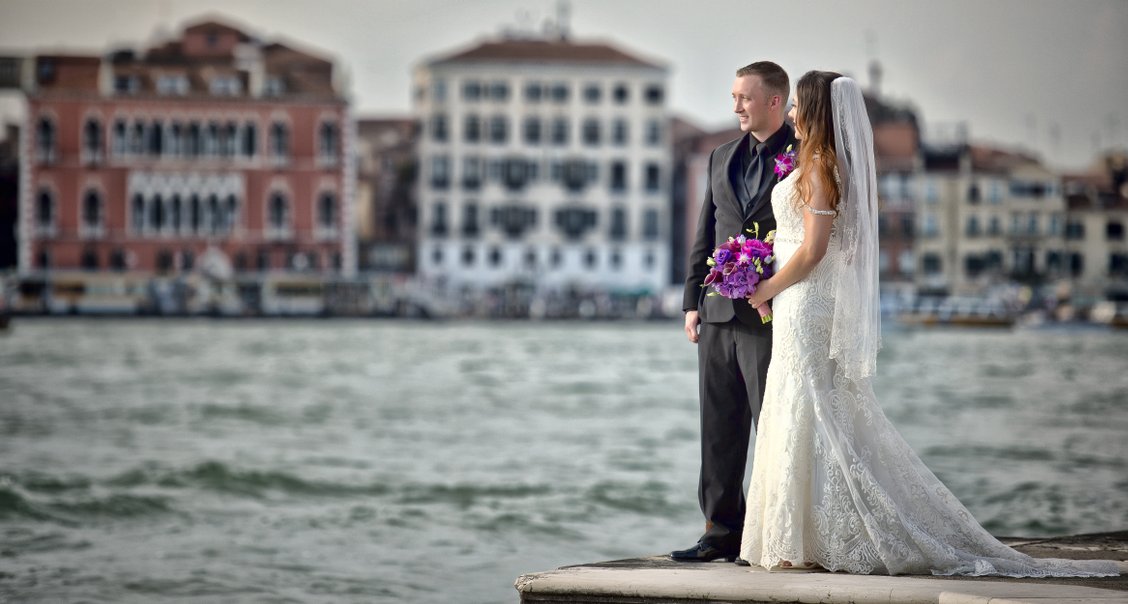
[1, 319, 1126, 603]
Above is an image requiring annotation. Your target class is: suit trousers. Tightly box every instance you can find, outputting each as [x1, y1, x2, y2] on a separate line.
[696, 317, 772, 550]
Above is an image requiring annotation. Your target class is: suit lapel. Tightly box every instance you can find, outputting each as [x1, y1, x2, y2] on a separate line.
[745, 125, 796, 220]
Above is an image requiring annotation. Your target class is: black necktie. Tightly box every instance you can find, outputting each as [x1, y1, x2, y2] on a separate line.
[744, 143, 766, 210]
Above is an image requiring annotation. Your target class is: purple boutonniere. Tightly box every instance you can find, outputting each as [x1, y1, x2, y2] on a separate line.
[773, 144, 796, 180]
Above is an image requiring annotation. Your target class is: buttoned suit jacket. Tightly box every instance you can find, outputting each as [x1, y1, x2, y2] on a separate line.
[682, 124, 798, 329]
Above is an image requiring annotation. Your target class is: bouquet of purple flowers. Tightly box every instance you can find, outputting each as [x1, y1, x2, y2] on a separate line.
[702, 223, 776, 323]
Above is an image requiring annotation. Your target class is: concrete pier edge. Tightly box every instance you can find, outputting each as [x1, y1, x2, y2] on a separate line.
[515, 532, 1128, 604]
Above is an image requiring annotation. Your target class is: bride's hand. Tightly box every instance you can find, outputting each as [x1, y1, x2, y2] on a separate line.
[747, 282, 773, 310]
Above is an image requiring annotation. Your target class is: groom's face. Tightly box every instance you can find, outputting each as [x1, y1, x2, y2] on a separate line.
[732, 75, 775, 134]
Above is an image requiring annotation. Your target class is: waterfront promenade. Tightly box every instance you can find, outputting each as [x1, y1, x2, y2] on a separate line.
[516, 532, 1128, 603]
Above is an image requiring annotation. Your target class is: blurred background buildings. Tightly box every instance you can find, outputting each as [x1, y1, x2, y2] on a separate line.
[0, 7, 1126, 323]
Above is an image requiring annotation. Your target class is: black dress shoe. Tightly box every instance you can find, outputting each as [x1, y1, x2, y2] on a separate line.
[670, 542, 737, 562]
[734, 558, 751, 566]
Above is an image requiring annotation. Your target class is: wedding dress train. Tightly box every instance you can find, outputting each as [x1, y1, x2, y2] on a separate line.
[738, 169, 1120, 577]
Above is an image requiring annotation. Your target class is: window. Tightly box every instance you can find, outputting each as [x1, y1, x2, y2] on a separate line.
[584, 248, 597, 269]
[319, 122, 339, 162]
[203, 122, 219, 156]
[612, 119, 628, 145]
[967, 182, 980, 204]
[36, 116, 55, 163]
[643, 209, 659, 238]
[81, 248, 99, 271]
[113, 74, 138, 95]
[149, 122, 165, 156]
[550, 82, 569, 103]
[112, 120, 127, 157]
[922, 213, 939, 237]
[488, 247, 502, 267]
[489, 81, 509, 101]
[613, 83, 629, 104]
[489, 116, 508, 144]
[186, 122, 200, 157]
[268, 193, 290, 234]
[462, 80, 481, 101]
[462, 156, 482, 190]
[83, 118, 102, 161]
[170, 195, 183, 233]
[645, 119, 662, 145]
[224, 196, 238, 234]
[902, 215, 915, 237]
[645, 163, 661, 192]
[265, 76, 285, 97]
[183, 249, 195, 271]
[82, 190, 103, 233]
[430, 201, 448, 236]
[150, 194, 166, 233]
[431, 113, 448, 142]
[610, 161, 627, 192]
[242, 122, 257, 157]
[582, 119, 601, 146]
[524, 82, 542, 102]
[432, 79, 447, 103]
[1065, 220, 1085, 240]
[523, 117, 541, 144]
[644, 85, 664, 104]
[1108, 221, 1124, 241]
[157, 74, 189, 95]
[1069, 252, 1084, 277]
[554, 207, 598, 240]
[169, 122, 183, 157]
[431, 155, 450, 189]
[132, 194, 145, 233]
[110, 249, 126, 271]
[270, 122, 289, 162]
[583, 84, 601, 103]
[464, 114, 481, 142]
[318, 192, 336, 231]
[965, 215, 980, 237]
[922, 254, 942, 274]
[462, 202, 479, 237]
[210, 75, 242, 96]
[551, 118, 569, 146]
[36, 190, 54, 232]
[988, 216, 1001, 236]
[1110, 253, 1128, 277]
[189, 195, 201, 234]
[223, 122, 238, 158]
[462, 245, 475, 267]
[610, 207, 627, 241]
[206, 195, 219, 234]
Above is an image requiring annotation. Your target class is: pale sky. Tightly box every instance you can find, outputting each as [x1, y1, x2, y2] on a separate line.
[1, 0, 1125, 171]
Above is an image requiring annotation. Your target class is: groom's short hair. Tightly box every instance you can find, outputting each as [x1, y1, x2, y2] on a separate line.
[736, 61, 789, 100]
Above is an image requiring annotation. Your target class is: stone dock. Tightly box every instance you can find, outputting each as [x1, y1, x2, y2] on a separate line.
[515, 532, 1128, 603]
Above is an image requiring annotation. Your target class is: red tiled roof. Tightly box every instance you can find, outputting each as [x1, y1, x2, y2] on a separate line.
[429, 37, 662, 68]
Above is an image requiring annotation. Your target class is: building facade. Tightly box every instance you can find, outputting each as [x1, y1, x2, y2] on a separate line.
[412, 34, 671, 294]
[355, 117, 418, 274]
[20, 20, 354, 289]
[914, 142, 1067, 296]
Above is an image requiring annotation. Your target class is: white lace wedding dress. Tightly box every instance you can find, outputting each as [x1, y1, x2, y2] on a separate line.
[738, 169, 1120, 577]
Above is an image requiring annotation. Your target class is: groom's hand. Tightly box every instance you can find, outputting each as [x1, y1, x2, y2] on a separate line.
[684, 310, 700, 344]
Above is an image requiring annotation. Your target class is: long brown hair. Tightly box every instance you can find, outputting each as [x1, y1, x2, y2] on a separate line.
[794, 70, 842, 213]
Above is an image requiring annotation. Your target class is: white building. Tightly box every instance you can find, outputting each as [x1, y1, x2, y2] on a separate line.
[412, 34, 671, 294]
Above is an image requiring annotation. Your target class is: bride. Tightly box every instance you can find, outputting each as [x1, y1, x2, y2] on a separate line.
[740, 70, 1120, 577]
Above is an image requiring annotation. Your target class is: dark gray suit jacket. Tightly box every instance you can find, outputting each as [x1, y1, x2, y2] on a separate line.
[682, 124, 798, 330]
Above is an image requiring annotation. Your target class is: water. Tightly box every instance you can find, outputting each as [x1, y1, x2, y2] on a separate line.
[1, 319, 1126, 603]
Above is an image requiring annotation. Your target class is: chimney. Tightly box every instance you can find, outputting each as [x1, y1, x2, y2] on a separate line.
[868, 60, 882, 98]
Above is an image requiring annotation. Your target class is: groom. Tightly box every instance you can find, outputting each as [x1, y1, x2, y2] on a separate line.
[673, 61, 795, 563]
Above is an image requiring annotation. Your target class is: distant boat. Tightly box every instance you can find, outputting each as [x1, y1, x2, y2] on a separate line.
[897, 297, 1016, 328]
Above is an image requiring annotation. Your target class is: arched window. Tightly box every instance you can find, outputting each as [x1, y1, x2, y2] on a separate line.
[270, 122, 289, 161]
[224, 122, 238, 157]
[170, 194, 182, 233]
[36, 116, 55, 163]
[225, 195, 238, 233]
[318, 192, 336, 230]
[129, 122, 145, 156]
[205, 122, 219, 156]
[148, 122, 163, 156]
[150, 194, 165, 232]
[81, 248, 99, 271]
[186, 122, 201, 157]
[112, 119, 127, 157]
[36, 190, 54, 231]
[189, 194, 202, 233]
[207, 194, 220, 234]
[269, 192, 289, 233]
[131, 193, 145, 233]
[82, 190, 103, 233]
[319, 121, 338, 162]
[242, 122, 257, 157]
[169, 122, 183, 157]
[83, 118, 102, 160]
